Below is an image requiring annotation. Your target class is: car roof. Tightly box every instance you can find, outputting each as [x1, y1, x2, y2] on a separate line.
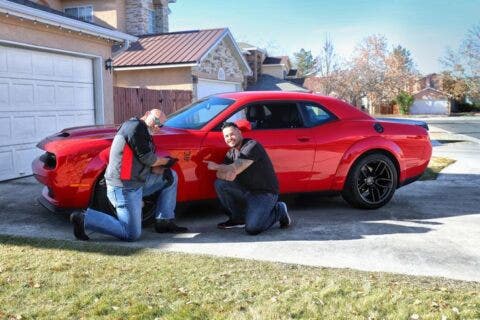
[214, 91, 373, 121]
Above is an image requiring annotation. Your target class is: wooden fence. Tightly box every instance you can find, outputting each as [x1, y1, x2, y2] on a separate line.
[113, 87, 192, 124]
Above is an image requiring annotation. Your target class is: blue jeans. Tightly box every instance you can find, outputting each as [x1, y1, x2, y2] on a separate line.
[84, 170, 178, 241]
[214, 179, 281, 235]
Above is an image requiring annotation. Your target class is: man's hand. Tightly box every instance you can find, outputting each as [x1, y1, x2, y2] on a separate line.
[217, 170, 237, 181]
[151, 166, 165, 175]
[203, 160, 219, 171]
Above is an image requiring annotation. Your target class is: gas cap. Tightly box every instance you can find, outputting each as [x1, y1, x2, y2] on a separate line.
[373, 123, 384, 133]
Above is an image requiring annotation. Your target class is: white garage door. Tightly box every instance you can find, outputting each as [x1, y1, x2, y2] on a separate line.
[410, 99, 449, 115]
[0, 45, 95, 181]
[197, 78, 241, 99]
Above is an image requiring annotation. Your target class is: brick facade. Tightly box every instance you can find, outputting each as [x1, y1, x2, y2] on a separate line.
[125, 0, 152, 36]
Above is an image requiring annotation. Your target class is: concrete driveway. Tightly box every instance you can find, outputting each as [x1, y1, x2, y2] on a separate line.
[1, 125, 479, 282]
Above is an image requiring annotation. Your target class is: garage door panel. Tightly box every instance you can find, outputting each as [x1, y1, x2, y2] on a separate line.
[36, 84, 55, 106]
[55, 56, 73, 79]
[197, 79, 241, 99]
[0, 151, 14, 179]
[14, 147, 41, 176]
[12, 116, 35, 140]
[0, 117, 10, 140]
[0, 82, 8, 105]
[55, 85, 75, 107]
[7, 48, 32, 74]
[33, 52, 55, 77]
[74, 57, 93, 83]
[75, 86, 94, 108]
[0, 47, 6, 72]
[0, 44, 95, 181]
[11, 82, 34, 107]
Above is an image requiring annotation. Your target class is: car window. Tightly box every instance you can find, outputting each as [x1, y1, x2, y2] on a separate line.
[164, 97, 235, 129]
[225, 102, 304, 130]
[301, 103, 335, 126]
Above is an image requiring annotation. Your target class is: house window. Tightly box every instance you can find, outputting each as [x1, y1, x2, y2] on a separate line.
[64, 6, 93, 22]
[148, 10, 156, 34]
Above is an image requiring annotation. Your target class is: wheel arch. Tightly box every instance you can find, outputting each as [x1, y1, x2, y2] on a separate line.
[331, 137, 405, 191]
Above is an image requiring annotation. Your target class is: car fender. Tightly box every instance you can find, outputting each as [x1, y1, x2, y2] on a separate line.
[331, 136, 405, 191]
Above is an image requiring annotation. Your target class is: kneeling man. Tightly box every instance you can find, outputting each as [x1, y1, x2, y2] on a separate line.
[204, 122, 291, 235]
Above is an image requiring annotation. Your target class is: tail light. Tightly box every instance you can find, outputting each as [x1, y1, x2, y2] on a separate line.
[39, 152, 56, 169]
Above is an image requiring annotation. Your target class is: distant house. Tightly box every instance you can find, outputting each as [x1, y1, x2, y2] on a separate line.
[262, 56, 291, 79]
[113, 28, 252, 100]
[0, 0, 135, 181]
[411, 88, 451, 115]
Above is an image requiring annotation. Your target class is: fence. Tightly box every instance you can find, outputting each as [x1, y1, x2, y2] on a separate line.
[113, 87, 192, 124]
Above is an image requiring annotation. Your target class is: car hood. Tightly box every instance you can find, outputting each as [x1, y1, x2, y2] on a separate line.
[37, 124, 193, 151]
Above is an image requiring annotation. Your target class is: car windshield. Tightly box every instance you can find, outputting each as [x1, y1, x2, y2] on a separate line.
[164, 97, 235, 129]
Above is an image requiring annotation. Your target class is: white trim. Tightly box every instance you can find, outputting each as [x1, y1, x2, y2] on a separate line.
[0, 39, 106, 125]
[198, 78, 242, 85]
[114, 63, 198, 71]
[0, 0, 137, 43]
[198, 29, 252, 76]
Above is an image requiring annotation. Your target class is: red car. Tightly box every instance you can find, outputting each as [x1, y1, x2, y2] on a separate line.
[32, 91, 431, 219]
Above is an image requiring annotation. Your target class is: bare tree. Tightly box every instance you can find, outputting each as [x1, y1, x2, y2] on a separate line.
[441, 23, 480, 101]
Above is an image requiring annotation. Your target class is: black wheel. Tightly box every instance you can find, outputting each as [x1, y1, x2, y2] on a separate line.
[341, 153, 398, 209]
[90, 177, 156, 227]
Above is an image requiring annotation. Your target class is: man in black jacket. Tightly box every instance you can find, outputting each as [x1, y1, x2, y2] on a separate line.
[204, 122, 291, 235]
[70, 109, 187, 241]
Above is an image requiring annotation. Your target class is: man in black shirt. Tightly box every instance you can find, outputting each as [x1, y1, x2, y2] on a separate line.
[204, 122, 291, 235]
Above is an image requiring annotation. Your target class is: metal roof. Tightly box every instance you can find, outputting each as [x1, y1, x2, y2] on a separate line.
[114, 28, 227, 67]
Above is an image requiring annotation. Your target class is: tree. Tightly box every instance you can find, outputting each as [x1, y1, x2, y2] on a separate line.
[350, 35, 389, 113]
[441, 23, 480, 101]
[385, 45, 418, 98]
[315, 36, 343, 95]
[293, 48, 316, 77]
[395, 91, 414, 115]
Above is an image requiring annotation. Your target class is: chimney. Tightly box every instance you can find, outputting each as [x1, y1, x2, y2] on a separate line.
[153, 0, 172, 33]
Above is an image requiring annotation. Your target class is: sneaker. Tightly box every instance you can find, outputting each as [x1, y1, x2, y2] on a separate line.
[70, 210, 90, 241]
[217, 219, 245, 229]
[155, 219, 188, 233]
[277, 202, 291, 228]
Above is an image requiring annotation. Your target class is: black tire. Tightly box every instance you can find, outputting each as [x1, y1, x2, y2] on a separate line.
[90, 177, 156, 227]
[341, 153, 398, 209]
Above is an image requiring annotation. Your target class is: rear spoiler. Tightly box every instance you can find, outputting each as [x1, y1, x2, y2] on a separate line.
[376, 118, 429, 131]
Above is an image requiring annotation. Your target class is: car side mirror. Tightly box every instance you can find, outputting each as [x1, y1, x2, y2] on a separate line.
[235, 119, 252, 132]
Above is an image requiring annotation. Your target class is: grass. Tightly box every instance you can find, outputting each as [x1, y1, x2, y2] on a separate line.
[420, 157, 456, 181]
[0, 236, 479, 319]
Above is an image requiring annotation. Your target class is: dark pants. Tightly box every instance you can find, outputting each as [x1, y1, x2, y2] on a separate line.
[214, 179, 281, 235]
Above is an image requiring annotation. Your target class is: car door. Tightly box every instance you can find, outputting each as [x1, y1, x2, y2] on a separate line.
[201, 101, 316, 194]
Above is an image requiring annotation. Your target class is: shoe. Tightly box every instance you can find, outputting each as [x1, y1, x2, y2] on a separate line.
[70, 210, 90, 241]
[155, 219, 188, 233]
[217, 219, 245, 229]
[277, 202, 291, 228]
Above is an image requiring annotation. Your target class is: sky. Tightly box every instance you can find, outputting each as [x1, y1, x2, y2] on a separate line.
[169, 0, 480, 75]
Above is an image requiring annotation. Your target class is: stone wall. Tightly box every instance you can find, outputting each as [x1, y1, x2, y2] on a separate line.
[125, 0, 153, 35]
[195, 38, 244, 83]
[154, 3, 169, 33]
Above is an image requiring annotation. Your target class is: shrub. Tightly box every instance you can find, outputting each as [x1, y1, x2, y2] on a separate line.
[395, 91, 414, 115]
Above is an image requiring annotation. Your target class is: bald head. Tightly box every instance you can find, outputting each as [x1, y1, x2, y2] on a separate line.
[142, 109, 166, 133]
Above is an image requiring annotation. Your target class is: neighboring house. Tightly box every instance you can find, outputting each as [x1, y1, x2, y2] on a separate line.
[0, 0, 135, 181]
[410, 87, 451, 115]
[262, 56, 291, 79]
[113, 28, 252, 100]
[246, 74, 309, 92]
[238, 42, 266, 86]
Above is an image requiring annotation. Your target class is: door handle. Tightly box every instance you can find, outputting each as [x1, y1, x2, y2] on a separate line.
[297, 136, 310, 142]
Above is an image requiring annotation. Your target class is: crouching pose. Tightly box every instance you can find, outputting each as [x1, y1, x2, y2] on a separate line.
[204, 122, 291, 235]
[70, 109, 188, 241]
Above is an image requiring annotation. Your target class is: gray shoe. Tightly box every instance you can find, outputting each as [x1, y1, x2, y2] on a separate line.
[277, 202, 291, 228]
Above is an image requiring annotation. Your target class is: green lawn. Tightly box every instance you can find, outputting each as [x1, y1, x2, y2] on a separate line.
[0, 236, 478, 319]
